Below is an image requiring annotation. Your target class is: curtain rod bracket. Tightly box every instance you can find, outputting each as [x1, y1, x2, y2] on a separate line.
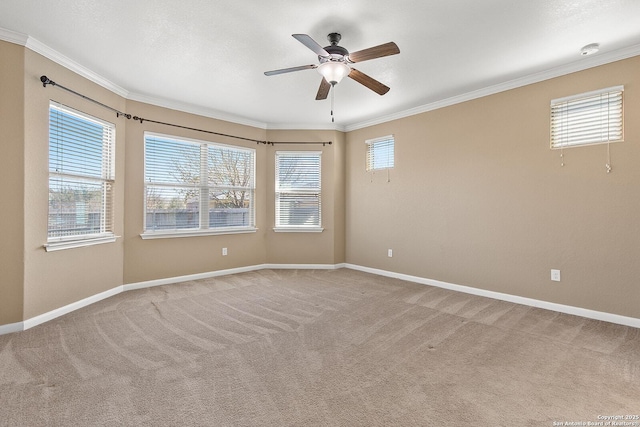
[40, 75, 55, 88]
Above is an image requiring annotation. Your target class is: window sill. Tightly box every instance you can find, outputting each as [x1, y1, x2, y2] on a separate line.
[140, 227, 258, 240]
[44, 235, 118, 252]
[273, 227, 324, 233]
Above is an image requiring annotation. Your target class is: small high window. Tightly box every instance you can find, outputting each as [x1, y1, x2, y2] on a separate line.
[550, 86, 624, 149]
[366, 135, 395, 171]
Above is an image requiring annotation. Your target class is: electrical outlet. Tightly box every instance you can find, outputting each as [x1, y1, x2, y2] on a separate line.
[551, 269, 561, 282]
[388, 249, 393, 258]
[222, 247, 228, 256]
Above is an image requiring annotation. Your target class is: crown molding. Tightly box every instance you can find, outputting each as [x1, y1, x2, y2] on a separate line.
[265, 122, 346, 132]
[0, 27, 265, 129]
[1, 28, 130, 98]
[127, 92, 268, 129]
[0, 27, 28, 45]
[345, 43, 640, 132]
[27, 37, 130, 98]
[3, 26, 639, 133]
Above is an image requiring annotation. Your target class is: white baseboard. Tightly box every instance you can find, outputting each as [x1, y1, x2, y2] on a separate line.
[5, 262, 637, 335]
[0, 264, 345, 335]
[123, 264, 266, 291]
[345, 263, 640, 329]
[0, 263, 347, 335]
[0, 321, 24, 335]
[124, 263, 346, 292]
[262, 263, 346, 270]
[22, 285, 125, 332]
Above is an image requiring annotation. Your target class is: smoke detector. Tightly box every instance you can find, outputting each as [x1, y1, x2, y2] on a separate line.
[580, 43, 600, 56]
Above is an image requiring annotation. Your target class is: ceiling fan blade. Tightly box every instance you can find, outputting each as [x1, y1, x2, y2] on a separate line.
[292, 34, 330, 57]
[348, 42, 400, 63]
[264, 64, 317, 76]
[315, 78, 331, 100]
[348, 68, 390, 95]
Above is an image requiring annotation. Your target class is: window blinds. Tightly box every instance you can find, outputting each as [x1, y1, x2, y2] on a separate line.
[550, 86, 624, 149]
[144, 133, 255, 233]
[275, 151, 321, 228]
[366, 135, 395, 171]
[48, 102, 115, 240]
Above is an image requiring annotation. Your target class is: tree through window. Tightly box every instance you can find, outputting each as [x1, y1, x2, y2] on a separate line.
[144, 133, 255, 235]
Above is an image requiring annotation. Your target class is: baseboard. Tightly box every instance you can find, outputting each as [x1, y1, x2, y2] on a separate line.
[124, 263, 346, 292]
[9, 261, 635, 335]
[262, 263, 347, 270]
[0, 321, 24, 335]
[2, 263, 346, 335]
[345, 263, 640, 329]
[21, 285, 125, 332]
[123, 264, 267, 291]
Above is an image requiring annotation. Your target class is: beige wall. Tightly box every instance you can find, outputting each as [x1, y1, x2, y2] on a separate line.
[264, 130, 346, 265]
[0, 42, 346, 322]
[0, 41, 25, 325]
[346, 56, 640, 319]
[22, 48, 127, 319]
[1, 36, 638, 328]
[122, 101, 270, 284]
[123, 124, 345, 283]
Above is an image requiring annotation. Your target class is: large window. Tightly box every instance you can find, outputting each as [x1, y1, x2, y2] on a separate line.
[366, 135, 395, 171]
[47, 102, 115, 250]
[143, 133, 255, 237]
[550, 86, 624, 149]
[275, 151, 322, 232]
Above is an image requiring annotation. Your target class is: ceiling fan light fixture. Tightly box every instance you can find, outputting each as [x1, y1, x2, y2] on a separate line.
[317, 61, 350, 85]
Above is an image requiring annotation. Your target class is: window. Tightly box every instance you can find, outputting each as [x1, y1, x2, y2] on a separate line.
[366, 135, 395, 171]
[550, 86, 624, 149]
[143, 133, 255, 237]
[47, 102, 115, 250]
[275, 151, 322, 232]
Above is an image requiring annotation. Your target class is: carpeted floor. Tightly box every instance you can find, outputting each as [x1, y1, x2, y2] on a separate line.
[1, 268, 639, 426]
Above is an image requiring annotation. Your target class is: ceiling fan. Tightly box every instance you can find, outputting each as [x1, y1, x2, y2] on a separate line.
[264, 33, 400, 101]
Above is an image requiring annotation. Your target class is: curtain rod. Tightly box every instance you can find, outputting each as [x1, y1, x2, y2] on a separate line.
[40, 75, 332, 146]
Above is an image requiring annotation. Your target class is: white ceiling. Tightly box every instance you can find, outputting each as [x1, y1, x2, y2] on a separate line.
[2, 0, 640, 130]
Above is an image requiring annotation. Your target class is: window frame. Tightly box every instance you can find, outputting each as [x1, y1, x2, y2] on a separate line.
[141, 132, 257, 239]
[550, 86, 624, 149]
[366, 135, 395, 171]
[45, 101, 116, 252]
[274, 150, 323, 233]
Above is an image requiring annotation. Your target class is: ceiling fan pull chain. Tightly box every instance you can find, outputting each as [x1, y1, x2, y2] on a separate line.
[331, 84, 336, 123]
[331, 84, 335, 122]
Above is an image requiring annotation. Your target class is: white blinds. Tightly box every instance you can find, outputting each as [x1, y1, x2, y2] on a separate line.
[366, 135, 394, 171]
[144, 133, 255, 233]
[550, 86, 624, 149]
[275, 151, 321, 228]
[48, 102, 115, 240]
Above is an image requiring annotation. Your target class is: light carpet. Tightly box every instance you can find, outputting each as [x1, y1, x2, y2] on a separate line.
[1, 268, 638, 426]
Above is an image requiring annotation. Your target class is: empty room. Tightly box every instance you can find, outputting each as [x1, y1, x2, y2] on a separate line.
[1, 1, 639, 425]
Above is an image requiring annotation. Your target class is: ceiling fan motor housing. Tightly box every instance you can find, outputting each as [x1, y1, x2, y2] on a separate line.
[320, 32, 349, 63]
